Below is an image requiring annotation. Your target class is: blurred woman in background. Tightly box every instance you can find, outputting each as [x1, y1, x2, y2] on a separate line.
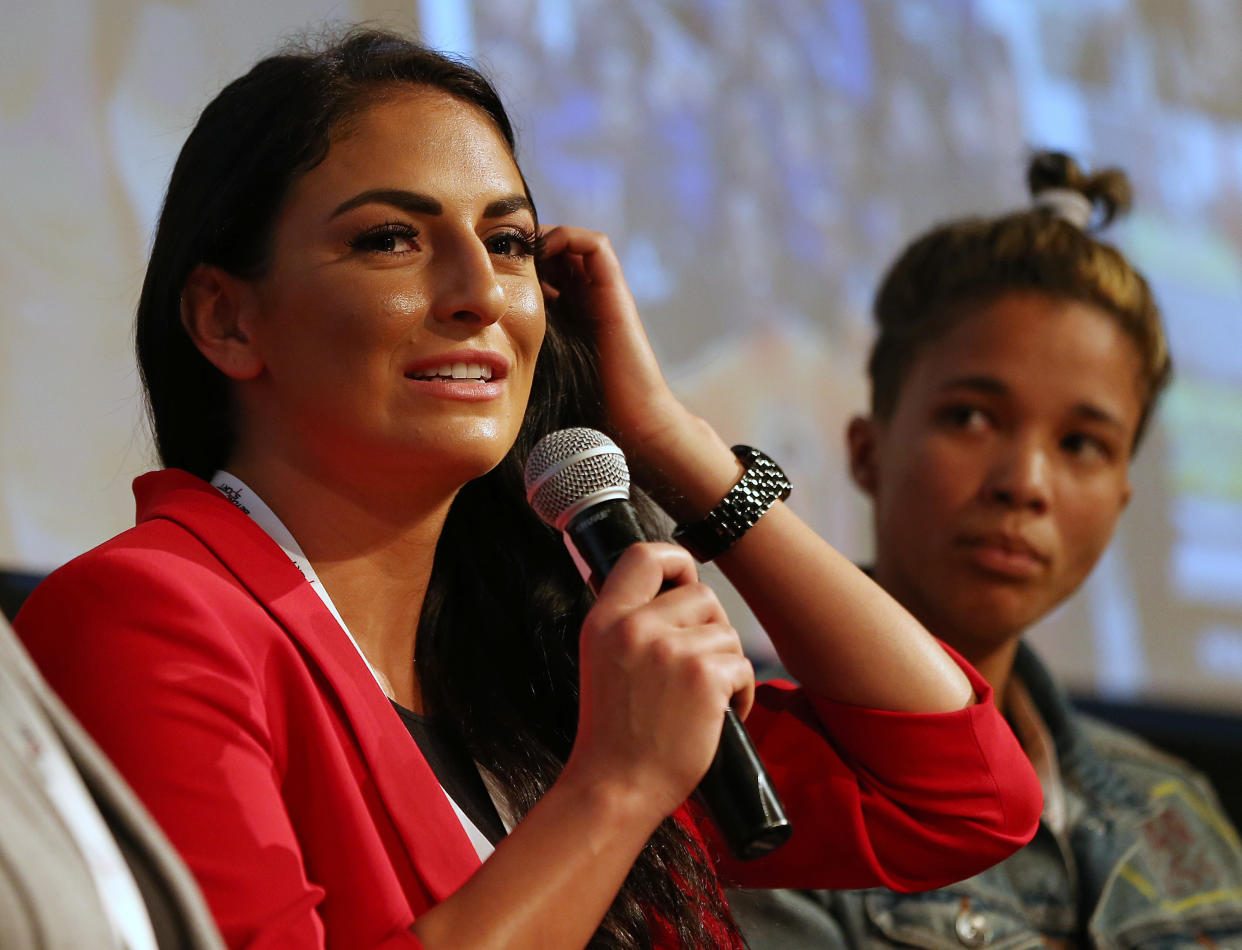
[732, 152, 1242, 949]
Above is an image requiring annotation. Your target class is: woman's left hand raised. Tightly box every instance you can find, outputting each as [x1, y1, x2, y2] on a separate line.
[539, 226, 738, 514]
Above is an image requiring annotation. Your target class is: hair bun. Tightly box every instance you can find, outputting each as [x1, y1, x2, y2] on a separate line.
[1026, 150, 1132, 230]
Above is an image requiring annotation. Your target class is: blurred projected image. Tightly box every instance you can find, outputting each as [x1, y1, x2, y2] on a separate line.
[2, 0, 1240, 710]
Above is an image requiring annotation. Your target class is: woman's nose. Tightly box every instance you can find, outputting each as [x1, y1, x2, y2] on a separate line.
[430, 238, 507, 327]
[982, 439, 1051, 514]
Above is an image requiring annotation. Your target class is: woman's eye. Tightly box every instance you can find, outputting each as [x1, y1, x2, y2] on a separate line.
[1062, 432, 1110, 462]
[939, 405, 989, 431]
[487, 229, 539, 259]
[348, 223, 420, 255]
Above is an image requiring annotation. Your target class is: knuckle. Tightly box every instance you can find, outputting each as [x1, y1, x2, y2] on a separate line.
[646, 634, 679, 668]
[684, 656, 723, 696]
[579, 615, 603, 642]
[735, 654, 757, 681]
[703, 617, 737, 645]
[612, 614, 649, 654]
[688, 581, 720, 605]
[620, 542, 658, 567]
[579, 604, 615, 640]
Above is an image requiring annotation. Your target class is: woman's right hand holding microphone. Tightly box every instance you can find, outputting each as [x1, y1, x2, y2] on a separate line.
[565, 541, 755, 825]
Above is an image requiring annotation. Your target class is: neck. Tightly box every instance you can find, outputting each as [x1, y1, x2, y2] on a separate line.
[226, 449, 457, 712]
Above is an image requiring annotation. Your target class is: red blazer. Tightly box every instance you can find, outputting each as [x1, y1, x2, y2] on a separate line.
[17, 471, 1040, 949]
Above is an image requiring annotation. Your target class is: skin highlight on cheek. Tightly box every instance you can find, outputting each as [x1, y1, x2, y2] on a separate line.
[384, 289, 429, 321]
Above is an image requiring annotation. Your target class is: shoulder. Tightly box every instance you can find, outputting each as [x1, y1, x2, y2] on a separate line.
[19, 517, 249, 631]
[1017, 645, 1228, 812]
[1075, 712, 1216, 794]
[13, 506, 296, 776]
[1072, 712, 1242, 855]
[13, 503, 283, 710]
[19, 469, 291, 636]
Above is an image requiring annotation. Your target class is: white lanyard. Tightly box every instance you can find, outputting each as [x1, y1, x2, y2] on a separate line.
[210, 472, 393, 698]
[210, 472, 497, 861]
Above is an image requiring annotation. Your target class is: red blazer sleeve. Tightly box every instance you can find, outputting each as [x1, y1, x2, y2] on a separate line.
[705, 651, 1041, 892]
[15, 543, 426, 950]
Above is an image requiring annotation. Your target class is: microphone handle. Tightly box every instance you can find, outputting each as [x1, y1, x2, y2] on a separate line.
[697, 708, 792, 860]
[566, 500, 792, 860]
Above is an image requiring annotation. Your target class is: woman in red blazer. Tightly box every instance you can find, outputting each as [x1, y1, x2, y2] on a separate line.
[17, 28, 1040, 950]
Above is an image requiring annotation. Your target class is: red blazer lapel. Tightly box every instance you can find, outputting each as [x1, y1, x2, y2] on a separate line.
[133, 470, 482, 902]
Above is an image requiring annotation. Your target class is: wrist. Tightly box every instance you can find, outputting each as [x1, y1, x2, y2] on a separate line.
[557, 754, 683, 838]
[673, 445, 793, 563]
[624, 412, 741, 522]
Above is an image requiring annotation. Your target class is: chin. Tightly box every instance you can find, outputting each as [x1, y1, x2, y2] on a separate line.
[949, 591, 1052, 644]
[413, 427, 518, 481]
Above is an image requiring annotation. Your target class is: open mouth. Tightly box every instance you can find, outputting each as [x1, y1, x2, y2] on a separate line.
[407, 362, 495, 382]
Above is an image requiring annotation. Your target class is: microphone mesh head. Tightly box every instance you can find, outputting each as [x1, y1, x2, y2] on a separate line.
[524, 427, 631, 530]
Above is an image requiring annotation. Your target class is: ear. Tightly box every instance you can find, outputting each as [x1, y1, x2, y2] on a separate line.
[1120, 477, 1133, 511]
[180, 265, 265, 381]
[846, 414, 880, 497]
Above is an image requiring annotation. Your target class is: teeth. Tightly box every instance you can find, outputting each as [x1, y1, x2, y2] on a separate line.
[412, 361, 494, 380]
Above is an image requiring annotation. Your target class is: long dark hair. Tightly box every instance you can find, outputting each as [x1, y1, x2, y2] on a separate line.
[868, 150, 1171, 449]
[135, 27, 734, 949]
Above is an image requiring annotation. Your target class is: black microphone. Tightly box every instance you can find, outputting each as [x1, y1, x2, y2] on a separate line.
[524, 427, 792, 861]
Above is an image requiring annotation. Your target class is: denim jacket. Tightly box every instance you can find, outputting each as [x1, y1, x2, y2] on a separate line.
[730, 644, 1242, 950]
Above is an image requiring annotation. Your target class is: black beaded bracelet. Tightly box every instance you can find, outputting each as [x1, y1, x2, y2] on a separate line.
[672, 445, 792, 562]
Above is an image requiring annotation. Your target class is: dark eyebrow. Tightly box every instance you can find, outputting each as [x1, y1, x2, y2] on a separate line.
[941, 375, 1127, 431]
[483, 195, 535, 219]
[1068, 402, 1128, 432]
[329, 190, 534, 221]
[939, 375, 1009, 397]
[331, 189, 441, 219]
